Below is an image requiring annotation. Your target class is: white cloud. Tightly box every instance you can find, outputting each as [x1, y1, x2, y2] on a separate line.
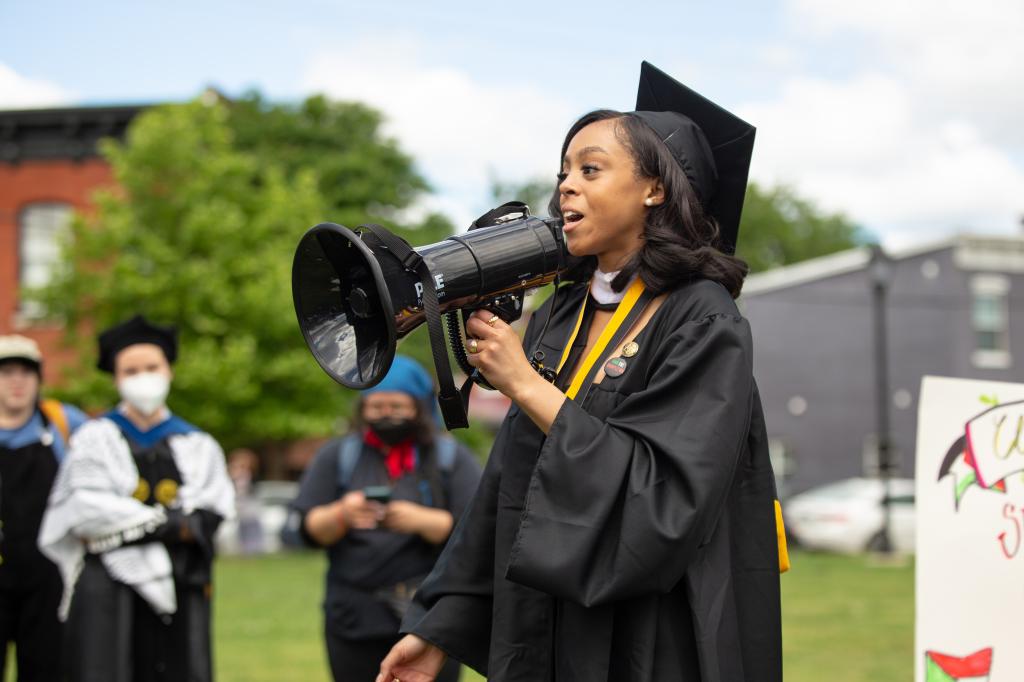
[741, 1, 1024, 244]
[0, 63, 74, 109]
[787, 0, 1024, 146]
[755, 45, 801, 72]
[293, 17, 1024, 247]
[301, 35, 574, 222]
[743, 73, 1024, 243]
[395, 192, 477, 235]
[745, 74, 914, 176]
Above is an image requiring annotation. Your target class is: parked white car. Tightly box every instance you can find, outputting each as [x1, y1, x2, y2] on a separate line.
[215, 480, 300, 555]
[783, 477, 916, 554]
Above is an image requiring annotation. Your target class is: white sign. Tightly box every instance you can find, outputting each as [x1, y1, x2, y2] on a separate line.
[916, 376, 1024, 682]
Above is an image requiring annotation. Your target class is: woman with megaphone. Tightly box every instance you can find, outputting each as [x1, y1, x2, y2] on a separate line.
[378, 62, 785, 682]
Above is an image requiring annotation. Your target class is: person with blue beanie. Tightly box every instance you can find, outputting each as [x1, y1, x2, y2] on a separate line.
[287, 355, 481, 682]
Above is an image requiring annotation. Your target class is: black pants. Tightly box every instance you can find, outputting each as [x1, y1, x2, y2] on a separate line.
[0, 564, 64, 682]
[325, 630, 462, 682]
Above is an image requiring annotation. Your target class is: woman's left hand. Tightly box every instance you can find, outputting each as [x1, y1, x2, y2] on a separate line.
[464, 310, 538, 400]
[383, 500, 454, 544]
[382, 500, 424, 534]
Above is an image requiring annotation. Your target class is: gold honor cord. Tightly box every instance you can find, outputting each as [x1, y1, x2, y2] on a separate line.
[775, 499, 791, 573]
[557, 278, 647, 401]
[555, 296, 589, 376]
[553, 279, 792, 576]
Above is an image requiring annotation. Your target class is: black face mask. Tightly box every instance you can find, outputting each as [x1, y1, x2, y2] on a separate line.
[367, 418, 418, 446]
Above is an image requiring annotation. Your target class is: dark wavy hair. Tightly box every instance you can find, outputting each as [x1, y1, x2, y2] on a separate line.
[548, 109, 748, 298]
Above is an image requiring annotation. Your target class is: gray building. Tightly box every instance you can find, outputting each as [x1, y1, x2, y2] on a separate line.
[741, 234, 1024, 498]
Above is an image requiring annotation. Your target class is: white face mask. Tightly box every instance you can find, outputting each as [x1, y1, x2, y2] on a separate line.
[118, 372, 171, 417]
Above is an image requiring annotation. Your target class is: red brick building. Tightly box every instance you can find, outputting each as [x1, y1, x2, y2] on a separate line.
[0, 105, 143, 382]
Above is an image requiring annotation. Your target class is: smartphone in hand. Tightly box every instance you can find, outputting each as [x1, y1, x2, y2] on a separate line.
[363, 485, 392, 504]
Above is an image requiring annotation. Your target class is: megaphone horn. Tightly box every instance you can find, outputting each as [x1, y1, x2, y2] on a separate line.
[292, 208, 567, 428]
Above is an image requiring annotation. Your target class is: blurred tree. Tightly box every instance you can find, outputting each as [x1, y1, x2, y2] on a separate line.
[228, 92, 453, 244]
[36, 96, 464, 452]
[737, 182, 868, 273]
[489, 175, 556, 217]
[227, 95, 471, 447]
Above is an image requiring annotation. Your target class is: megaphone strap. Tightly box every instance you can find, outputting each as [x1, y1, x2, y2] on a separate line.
[360, 224, 469, 429]
[559, 278, 652, 401]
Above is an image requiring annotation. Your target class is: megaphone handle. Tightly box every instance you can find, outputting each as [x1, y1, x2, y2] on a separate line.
[446, 311, 475, 377]
[445, 311, 498, 394]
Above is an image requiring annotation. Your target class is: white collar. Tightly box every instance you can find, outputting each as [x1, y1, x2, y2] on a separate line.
[590, 269, 632, 305]
[117, 403, 170, 425]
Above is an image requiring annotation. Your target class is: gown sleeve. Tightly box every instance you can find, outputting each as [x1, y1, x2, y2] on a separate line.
[506, 312, 756, 607]
[400, 447, 500, 673]
[400, 290, 573, 671]
[444, 444, 483, 520]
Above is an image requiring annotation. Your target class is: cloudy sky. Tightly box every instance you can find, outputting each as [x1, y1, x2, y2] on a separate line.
[3, 0, 1022, 247]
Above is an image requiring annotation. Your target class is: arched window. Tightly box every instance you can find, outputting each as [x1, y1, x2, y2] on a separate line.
[18, 202, 73, 319]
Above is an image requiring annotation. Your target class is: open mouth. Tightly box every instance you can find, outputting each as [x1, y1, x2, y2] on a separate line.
[563, 211, 584, 224]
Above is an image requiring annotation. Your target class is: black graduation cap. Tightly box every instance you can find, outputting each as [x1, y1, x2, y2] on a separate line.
[632, 61, 755, 254]
[97, 314, 178, 373]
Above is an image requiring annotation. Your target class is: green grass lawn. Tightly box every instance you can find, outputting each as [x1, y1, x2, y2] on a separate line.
[4, 550, 913, 681]
[211, 550, 913, 682]
[212, 551, 483, 682]
[213, 551, 333, 682]
[781, 552, 914, 681]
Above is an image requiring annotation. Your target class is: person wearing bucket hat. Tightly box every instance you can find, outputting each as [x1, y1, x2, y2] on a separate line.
[286, 355, 481, 682]
[378, 63, 784, 682]
[38, 315, 234, 682]
[0, 335, 87, 681]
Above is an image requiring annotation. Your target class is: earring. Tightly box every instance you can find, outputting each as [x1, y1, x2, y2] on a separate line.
[644, 198, 655, 206]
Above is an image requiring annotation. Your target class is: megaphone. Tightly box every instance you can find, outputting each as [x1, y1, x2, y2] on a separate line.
[292, 204, 567, 428]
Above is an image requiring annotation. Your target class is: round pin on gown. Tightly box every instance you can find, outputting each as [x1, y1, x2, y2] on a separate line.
[604, 356, 628, 378]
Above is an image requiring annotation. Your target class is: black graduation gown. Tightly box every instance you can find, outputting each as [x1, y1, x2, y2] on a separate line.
[0, 427, 63, 680]
[402, 279, 782, 682]
[64, 434, 221, 682]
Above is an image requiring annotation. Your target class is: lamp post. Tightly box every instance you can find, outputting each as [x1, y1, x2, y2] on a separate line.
[870, 244, 893, 554]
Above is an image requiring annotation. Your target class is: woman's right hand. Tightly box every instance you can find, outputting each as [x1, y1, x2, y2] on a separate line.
[376, 634, 447, 682]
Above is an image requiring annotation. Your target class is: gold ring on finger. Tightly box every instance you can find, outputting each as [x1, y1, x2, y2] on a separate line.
[487, 314, 500, 327]
[468, 338, 479, 354]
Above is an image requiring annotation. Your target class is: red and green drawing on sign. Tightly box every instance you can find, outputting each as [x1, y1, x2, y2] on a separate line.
[925, 648, 992, 681]
[938, 397, 1024, 509]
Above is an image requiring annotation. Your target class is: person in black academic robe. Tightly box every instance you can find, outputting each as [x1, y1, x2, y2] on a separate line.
[38, 315, 234, 682]
[0, 335, 87, 682]
[378, 63, 786, 682]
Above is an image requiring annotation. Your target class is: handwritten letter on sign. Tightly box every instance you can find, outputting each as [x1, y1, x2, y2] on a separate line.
[916, 376, 1024, 682]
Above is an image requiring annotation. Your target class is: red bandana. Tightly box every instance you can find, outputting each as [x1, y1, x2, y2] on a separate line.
[363, 428, 416, 480]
